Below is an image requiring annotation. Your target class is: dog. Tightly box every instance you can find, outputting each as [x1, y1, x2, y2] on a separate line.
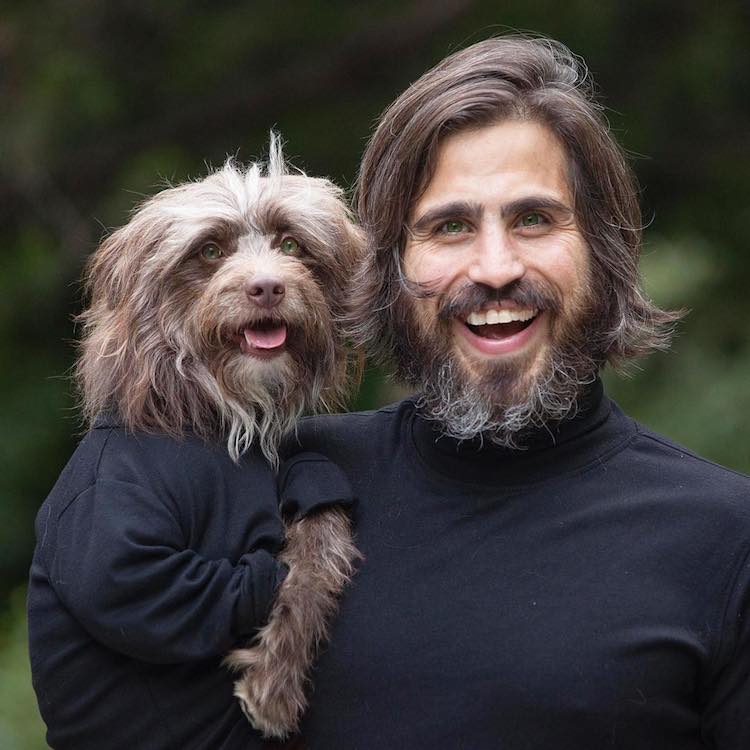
[75, 136, 362, 738]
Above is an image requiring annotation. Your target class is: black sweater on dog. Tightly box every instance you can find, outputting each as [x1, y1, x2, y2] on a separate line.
[27, 414, 348, 750]
[292, 381, 750, 749]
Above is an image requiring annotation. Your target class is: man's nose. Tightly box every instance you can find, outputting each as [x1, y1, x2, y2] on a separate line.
[466, 226, 525, 289]
[245, 277, 286, 308]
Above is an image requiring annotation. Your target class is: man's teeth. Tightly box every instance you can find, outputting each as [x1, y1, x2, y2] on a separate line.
[465, 309, 537, 326]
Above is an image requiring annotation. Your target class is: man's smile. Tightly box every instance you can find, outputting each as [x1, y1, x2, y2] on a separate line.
[465, 306, 538, 334]
[454, 310, 546, 357]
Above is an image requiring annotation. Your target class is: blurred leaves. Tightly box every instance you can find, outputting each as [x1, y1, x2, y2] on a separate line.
[0, 588, 47, 750]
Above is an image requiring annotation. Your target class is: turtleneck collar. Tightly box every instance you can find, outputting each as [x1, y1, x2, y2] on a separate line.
[409, 378, 635, 487]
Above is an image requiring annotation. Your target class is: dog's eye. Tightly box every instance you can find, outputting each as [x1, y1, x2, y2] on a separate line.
[200, 243, 224, 261]
[278, 237, 300, 255]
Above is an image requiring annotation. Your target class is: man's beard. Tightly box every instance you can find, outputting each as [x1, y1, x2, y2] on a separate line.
[396, 278, 602, 449]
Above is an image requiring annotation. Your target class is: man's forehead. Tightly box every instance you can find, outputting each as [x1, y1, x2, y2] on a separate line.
[409, 119, 574, 221]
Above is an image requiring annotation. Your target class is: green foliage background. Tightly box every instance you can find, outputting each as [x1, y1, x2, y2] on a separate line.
[1, 1, 748, 746]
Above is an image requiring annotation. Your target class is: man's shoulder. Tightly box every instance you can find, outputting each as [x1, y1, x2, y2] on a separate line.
[302, 396, 413, 430]
[622, 419, 750, 522]
[292, 397, 416, 457]
[630, 420, 750, 483]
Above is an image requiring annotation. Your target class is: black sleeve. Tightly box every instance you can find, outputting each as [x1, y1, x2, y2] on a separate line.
[278, 452, 355, 520]
[49, 479, 286, 664]
[702, 543, 750, 748]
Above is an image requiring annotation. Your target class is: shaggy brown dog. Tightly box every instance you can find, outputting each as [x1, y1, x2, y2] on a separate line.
[76, 138, 362, 738]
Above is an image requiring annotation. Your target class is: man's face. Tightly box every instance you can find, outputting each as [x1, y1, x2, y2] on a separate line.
[401, 119, 596, 439]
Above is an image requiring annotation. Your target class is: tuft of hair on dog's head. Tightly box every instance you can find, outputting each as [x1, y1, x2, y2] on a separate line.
[75, 134, 363, 465]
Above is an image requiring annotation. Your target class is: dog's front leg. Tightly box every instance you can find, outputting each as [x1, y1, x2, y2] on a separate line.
[224, 506, 361, 739]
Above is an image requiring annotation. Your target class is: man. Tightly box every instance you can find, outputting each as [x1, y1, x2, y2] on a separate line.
[291, 36, 750, 748]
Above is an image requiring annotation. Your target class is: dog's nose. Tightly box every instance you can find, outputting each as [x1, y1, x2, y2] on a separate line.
[245, 278, 286, 308]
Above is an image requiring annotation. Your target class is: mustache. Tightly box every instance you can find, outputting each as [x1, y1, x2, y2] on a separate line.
[436, 280, 562, 321]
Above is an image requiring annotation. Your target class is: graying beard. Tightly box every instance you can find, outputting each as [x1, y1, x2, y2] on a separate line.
[416, 348, 596, 449]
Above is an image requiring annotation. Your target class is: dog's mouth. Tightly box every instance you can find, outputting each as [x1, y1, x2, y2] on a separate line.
[232, 319, 288, 358]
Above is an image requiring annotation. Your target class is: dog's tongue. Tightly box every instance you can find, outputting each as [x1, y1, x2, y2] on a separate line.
[243, 324, 287, 349]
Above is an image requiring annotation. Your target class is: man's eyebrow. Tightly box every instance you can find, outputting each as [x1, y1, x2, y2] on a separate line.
[500, 196, 574, 219]
[409, 197, 574, 233]
[410, 201, 483, 233]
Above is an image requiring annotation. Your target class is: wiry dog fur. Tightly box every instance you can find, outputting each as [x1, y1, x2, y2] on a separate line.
[226, 506, 362, 737]
[76, 137, 363, 738]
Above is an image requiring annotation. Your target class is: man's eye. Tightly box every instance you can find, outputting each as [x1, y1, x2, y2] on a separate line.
[200, 242, 224, 260]
[439, 220, 467, 234]
[279, 236, 301, 254]
[519, 212, 544, 227]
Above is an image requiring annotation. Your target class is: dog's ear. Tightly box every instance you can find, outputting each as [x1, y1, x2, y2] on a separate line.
[334, 208, 365, 273]
[325, 203, 365, 321]
[84, 210, 163, 309]
[308, 179, 365, 305]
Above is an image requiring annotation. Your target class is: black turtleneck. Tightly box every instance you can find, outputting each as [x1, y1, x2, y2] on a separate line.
[292, 382, 750, 749]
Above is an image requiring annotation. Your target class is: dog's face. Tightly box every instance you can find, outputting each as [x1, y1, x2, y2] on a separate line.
[131, 168, 355, 397]
[77, 151, 362, 461]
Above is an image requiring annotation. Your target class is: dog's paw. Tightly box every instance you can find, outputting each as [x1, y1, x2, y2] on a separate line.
[233, 665, 305, 739]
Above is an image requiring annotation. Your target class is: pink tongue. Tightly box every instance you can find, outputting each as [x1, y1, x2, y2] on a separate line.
[243, 324, 287, 349]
